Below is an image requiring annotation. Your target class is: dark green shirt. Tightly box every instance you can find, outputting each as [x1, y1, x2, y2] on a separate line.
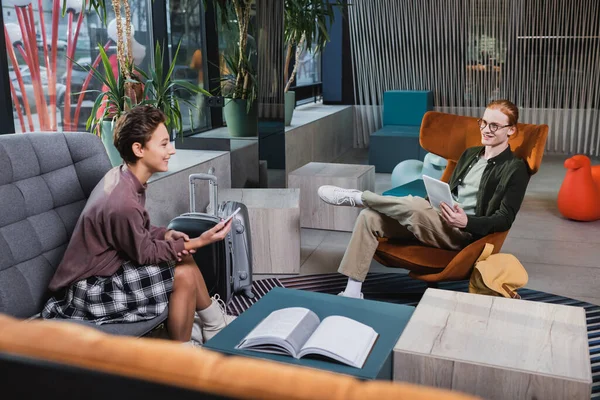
[449, 146, 530, 239]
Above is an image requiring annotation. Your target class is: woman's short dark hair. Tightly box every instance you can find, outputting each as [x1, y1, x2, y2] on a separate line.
[113, 106, 166, 165]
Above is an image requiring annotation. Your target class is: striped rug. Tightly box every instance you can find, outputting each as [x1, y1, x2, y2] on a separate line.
[226, 278, 284, 317]
[228, 273, 600, 398]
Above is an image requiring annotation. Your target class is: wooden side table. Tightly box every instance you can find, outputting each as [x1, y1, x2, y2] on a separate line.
[220, 189, 300, 274]
[393, 288, 592, 400]
[288, 162, 375, 232]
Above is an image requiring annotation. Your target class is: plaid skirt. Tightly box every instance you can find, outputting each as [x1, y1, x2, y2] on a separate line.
[42, 260, 176, 324]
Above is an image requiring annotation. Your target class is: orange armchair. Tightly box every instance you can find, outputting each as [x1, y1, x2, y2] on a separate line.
[374, 111, 548, 283]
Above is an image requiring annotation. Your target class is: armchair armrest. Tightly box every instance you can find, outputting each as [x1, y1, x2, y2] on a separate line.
[408, 231, 509, 282]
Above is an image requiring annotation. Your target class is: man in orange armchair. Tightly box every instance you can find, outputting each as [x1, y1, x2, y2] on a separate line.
[317, 100, 530, 299]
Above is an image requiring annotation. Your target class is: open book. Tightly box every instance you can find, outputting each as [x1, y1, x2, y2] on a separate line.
[235, 307, 378, 368]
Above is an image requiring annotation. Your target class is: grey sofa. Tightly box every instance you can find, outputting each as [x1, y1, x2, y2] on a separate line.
[0, 132, 167, 336]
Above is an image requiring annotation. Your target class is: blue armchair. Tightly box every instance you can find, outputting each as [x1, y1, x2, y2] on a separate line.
[368, 90, 433, 173]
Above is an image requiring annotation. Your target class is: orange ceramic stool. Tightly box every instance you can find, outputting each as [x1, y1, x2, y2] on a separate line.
[557, 155, 600, 221]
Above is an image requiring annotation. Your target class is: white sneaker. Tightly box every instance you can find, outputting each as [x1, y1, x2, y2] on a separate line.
[318, 185, 362, 207]
[337, 291, 364, 299]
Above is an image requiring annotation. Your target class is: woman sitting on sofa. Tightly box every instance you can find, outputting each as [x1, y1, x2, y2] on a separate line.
[42, 106, 234, 345]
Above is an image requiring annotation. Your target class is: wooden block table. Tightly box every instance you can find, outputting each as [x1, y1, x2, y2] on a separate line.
[288, 163, 375, 231]
[220, 189, 300, 274]
[393, 288, 592, 400]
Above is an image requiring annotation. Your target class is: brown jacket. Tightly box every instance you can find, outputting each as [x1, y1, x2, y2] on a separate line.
[48, 165, 184, 291]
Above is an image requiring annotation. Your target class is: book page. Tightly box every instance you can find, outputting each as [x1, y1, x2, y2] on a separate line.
[298, 316, 378, 368]
[237, 307, 320, 356]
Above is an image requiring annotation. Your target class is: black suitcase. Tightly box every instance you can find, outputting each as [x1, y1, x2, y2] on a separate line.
[167, 170, 254, 303]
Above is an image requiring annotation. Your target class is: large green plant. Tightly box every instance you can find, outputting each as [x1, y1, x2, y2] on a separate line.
[81, 45, 132, 132]
[82, 42, 209, 137]
[284, 0, 345, 92]
[208, 0, 255, 105]
[136, 41, 211, 134]
[219, 41, 258, 112]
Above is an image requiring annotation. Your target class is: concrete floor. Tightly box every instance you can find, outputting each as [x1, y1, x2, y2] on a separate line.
[261, 148, 600, 306]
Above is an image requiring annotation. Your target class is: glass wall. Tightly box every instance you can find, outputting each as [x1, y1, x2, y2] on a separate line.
[167, 0, 211, 133]
[3, 0, 152, 133]
[294, 42, 321, 87]
[216, 3, 258, 127]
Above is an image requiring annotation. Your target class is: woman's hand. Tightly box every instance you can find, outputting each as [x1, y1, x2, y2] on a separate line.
[198, 219, 234, 246]
[440, 202, 468, 228]
[165, 229, 189, 242]
[166, 229, 196, 262]
[182, 219, 234, 253]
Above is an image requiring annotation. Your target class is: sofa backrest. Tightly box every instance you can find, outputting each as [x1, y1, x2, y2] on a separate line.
[0, 132, 111, 318]
[0, 313, 480, 400]
[382, 90, 433, 126]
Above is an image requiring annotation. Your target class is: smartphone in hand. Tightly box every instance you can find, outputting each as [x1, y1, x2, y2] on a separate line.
[221, 207, 241, 224]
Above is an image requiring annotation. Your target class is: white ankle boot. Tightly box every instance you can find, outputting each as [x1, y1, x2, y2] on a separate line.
[190, 311, 204, 346]
[197, 295, 236, 342]
[337, 291, 364, 299]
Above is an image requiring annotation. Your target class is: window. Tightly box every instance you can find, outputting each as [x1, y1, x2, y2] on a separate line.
[167, 0, 211, 133]
[293, 42, 321, 87]
[4, 1, 152, 133]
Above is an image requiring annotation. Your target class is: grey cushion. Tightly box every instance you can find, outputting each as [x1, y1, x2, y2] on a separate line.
[57, 308, 169, 337]
[0, 132, 165, 337]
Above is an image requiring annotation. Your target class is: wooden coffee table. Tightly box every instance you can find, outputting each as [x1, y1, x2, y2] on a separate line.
[393, 288, 592, 400]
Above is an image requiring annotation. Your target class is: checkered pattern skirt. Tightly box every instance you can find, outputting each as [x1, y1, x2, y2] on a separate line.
[42, 260, 176, 324]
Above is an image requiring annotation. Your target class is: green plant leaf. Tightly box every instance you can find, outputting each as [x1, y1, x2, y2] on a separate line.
[62, 0, 108, 24]
[283, 0, 348, 85]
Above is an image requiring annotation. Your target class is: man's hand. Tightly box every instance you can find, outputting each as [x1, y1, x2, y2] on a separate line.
[440, 203, 468, 228]
[166, 229, 195, 262]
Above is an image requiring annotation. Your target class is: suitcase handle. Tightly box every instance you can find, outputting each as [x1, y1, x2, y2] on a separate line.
[189, 172, 218, 215]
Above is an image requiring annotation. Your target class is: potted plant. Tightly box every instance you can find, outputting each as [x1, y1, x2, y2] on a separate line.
[136, 41, 212, 136]
[82, 0, 258, 137]
[220, 44, 258, 137]
[83, 45, 130, 166]
[209, 0, 258, 137]
[62, 0, 140, 165]
[283, 0, 344, 126]
[83, 41, 210, 166]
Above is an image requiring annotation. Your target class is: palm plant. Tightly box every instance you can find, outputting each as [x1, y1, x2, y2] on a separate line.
[83, 45, 130, 131]
[136, 41, 212, 134]
[220, 44, 258, 113]
[82, 41, 210, 137]
[210, 0, 255, 103]
[284, 0, 345, 92]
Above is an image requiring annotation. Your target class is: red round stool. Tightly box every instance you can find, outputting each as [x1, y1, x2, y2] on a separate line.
[557, 155, 600, 221]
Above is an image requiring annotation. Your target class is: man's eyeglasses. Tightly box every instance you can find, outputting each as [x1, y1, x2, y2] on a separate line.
[477, 119, 512, 133]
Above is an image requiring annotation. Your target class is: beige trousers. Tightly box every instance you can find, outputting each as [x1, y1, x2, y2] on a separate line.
[338, 191, 472, 282]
